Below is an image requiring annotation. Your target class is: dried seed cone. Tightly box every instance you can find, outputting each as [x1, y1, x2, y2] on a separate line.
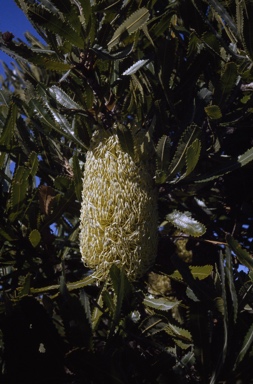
[79, 130, 158, 281]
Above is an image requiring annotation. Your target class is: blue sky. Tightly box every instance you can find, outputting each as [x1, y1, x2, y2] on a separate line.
[0, 0, 42, 77]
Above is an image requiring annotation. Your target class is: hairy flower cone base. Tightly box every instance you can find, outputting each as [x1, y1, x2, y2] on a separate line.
[79, 130, 158, 281]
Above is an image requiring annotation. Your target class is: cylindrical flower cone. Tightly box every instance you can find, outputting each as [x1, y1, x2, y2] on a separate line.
[79, 129, 158, 281]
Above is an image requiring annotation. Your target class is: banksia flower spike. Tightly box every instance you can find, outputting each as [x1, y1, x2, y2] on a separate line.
[79, 128, 158, 281]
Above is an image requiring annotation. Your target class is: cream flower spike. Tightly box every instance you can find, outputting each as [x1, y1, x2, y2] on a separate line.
[79, 128, 158, 281]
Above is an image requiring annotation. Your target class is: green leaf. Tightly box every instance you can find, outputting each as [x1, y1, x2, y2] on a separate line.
[0, 41, 72, 72]
[10, 166, 30, 218]
[108, 8, 150, 50]
[49, 85, 82, 110]
[109, 265, 132, 327]
[27, 4, 84, 48]
[168, 125, 201, 179]
[226, 234, 253, 271]
[29, 229, 41, 247]
[0, 102, 17, 146]
[27, 151, 39, 177]
[140, 315, 168, 336]
[72, 154, 83, 201]
[29, 98, 56, 130]
[195, 147, 253, 183]
[92, 288, 104, 331]
[122, 59, 149, 76]
[155, 135, 171, 183]
[166, 210, 206, 237]
[225, 247, 238, 323]
[143, 297, 180, 311]
[170, 265, 213, 281]
[18, 273, 31, 297]
[116, 124, 135, 160]
[156, 135, 171, 168]
[48, 0, 82, 33]
[0, 89, 11, 106]
[218, 62, 238, 104]
[78, 0, 92, 29]
[205, 105, 222, 119]
[234, 322, 253, 369]
[185, 138, 201, 176]
[208, 0, 239, 38]
[91, 44, 133, 60]
[165, 323, 192, 342]
[30, 275, 96, 294]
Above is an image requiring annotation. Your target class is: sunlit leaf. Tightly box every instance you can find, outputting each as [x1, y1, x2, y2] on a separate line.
[108, 8, 150, 50]
[143, 297, 180, 311]
[122, 59, 149, 76]
[185, 138, 201, 176]
[27, 4, 84, 48]
[29, 229, 41, 247]
[166, 210, 206, 237]
[205, 105, 222, 119]
[170, 265, 213, 281]
[226, 234, 253, 271]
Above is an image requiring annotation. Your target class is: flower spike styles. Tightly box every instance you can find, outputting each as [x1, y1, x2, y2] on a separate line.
[79, 129, 158, 281]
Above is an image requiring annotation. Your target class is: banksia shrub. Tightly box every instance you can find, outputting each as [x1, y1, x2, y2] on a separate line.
[79, 129, 158, 281]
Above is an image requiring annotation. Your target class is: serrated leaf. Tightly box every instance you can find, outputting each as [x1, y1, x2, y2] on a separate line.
[49, 85, 82, 110]
[0, 89, 11, 106]
[116, 125, 135, 160]
[43, 101, 88, 149]
[29, 229, 41, 247]
[205, 105, 222, 119]
[170, 265, 213, 281]
[92, 288, 104, 331]
[10, 166, 30, 216]
[155, 135, 171, 183]
[27, 4, 84, 48]
[0, 103, 17, 146]
[140, 315, 168, 336]
[54, 175, 73, 191]
[91, 44, 133, 60]
[27, 151, 39, 177]
[78, 0, 92, 29]
[122, 59, 149, 76]
[226, 234, 253, 271]
[18, 273, 31, 297]
[48, 0, 82, 33]
[218, 62, 238, 103]
[29, 98, 56, 130]
[165, 323, 192, 342]
[72, 154, 82, 201]
[225, 247, 238, 323]
[156, 135, 171, 169]
[168, 125, 201, 179]
[108, 8, 150, 50]
[79, 290, 92, 328]
[84, 84, 94, 110]
[185, 138, 201, 176]
[109, 265, 132, 327]
[166, 210, 206, 237]
[195, 147, 253, 183]
[39, 60, 72, 72]
[143, 297, 180, 311]
[234, 322, 253, 368]
[208, 0, 239, 38]
[0, 40, 72, 72]
[30, 275, 96, 294]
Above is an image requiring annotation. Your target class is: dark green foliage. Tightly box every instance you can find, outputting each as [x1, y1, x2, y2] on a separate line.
[1, 0, 253, 383]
